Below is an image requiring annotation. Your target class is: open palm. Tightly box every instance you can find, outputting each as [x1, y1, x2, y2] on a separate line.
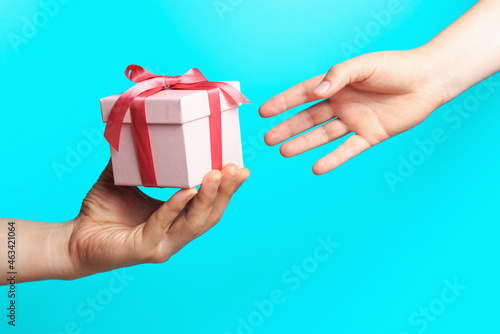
[260, 50, 447, 174]
[67, 161, 249, 278]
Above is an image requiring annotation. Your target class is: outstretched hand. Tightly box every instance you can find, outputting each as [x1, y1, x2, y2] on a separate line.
[67, 161, 250, 278]
[260, 50, 448, 174]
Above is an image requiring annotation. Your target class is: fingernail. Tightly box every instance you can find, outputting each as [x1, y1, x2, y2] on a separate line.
[313, 81, 330, 95]
[230, 165, 239, 181]
[215, 175, 222, 190]
[186, 190, 197, 201]
[230, 164, 239, 173]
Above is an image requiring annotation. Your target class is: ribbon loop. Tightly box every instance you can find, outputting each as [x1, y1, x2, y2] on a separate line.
[125, 64, 161, 82]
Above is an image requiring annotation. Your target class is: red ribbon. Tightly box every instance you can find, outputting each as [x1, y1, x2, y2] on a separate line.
[104, 65, 250, 187]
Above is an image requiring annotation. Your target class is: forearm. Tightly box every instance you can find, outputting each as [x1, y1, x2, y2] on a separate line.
[419, 0, 500, 104]
[0, 218, 75, 284]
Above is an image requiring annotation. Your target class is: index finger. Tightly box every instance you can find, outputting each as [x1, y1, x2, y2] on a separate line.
[259, 74, 324, 118]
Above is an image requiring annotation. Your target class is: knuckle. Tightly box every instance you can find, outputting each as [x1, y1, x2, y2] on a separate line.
[211, 217, 222, 226]
[195, 197, 212, 211]
[308, 104, 328, 124]
[318, 126, 330, 142]
[302, 109, 315, 127]
[276, 94, 288, 113]
[151, 210, 167, 224]
[190, 224, 205, 238]
[329, 65, 350, 85]
[365, 129, 390, 145]
[204, 192, 218, 205]
[144, 245, 171, 264]
[374, 132, 389, 143]
[151, 253, 171, 264]
[329, 65, 344, 78]
[337, 120, 349, 133]
[168, 199, 186, 213]
[342, 146, 354, 159]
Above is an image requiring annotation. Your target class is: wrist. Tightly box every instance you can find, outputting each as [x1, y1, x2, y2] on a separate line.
[412, 44, 462, 106]
[1, 219, 78, 284]
[46, 220, 79, 281]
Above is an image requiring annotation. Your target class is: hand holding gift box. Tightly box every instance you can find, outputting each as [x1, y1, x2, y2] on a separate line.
[0, 64, 253, 283]
[101, 65, 250, 188]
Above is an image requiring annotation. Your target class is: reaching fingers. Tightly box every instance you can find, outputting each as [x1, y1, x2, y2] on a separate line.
[312, 56, 373, 99]
[312, 134, 372, 175]
[259, 56, 374, 119]
[259, 75, 324, 118]
[264, 100, 336, 146]
[280, 119, 350, 158]
[142, 188, 198, 245]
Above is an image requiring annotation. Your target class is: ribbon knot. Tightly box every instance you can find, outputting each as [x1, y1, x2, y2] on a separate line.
[163, 76, 182, 89]
[104, 64, 250, 187]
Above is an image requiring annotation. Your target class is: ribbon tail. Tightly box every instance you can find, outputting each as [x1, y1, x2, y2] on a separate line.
[105, 80, 165, 151]
[130, 96, 158, 187]
[206, 88, 223, 170]
[104, 91, 138, 151]
[214, 81, 251, 104]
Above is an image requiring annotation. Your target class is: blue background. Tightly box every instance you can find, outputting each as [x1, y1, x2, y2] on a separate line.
[1, 0, 499, 333]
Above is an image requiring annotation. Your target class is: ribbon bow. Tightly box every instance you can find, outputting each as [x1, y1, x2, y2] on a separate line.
[104, 65, 250, 187]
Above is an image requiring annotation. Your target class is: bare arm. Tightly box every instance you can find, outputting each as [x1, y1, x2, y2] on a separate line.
[426, 0, 500, 103]
[0, 219, 74, 283]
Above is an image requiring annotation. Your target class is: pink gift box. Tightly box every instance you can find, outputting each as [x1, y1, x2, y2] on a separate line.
[100, 81, 244, 188]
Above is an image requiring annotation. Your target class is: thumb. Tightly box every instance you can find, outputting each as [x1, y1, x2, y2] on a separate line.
[142, 188, 198, 246]
[312, 55, 374, 98]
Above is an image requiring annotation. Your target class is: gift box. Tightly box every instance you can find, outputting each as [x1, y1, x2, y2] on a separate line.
[100, 65, 250, 188]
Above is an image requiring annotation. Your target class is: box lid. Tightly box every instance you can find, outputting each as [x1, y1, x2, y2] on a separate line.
[100, 81, 241, 124]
